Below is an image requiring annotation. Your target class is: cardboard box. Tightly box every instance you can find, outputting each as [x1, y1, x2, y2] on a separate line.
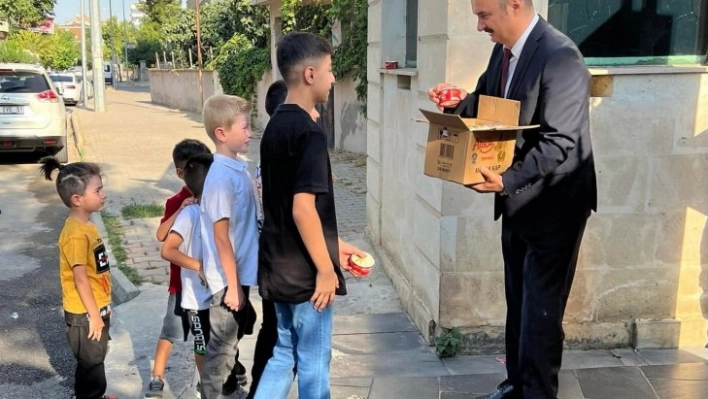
[419, 95, 538, 185]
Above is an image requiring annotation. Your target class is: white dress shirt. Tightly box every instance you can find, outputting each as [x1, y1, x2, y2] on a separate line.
[504, 13, 540, 98]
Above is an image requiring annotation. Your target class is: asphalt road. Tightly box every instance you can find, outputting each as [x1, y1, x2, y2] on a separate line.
[0, 154, 75, 398]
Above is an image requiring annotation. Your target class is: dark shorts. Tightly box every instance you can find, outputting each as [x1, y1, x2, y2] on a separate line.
[187, 309, 211, 355]
[159, 293, 190, 343]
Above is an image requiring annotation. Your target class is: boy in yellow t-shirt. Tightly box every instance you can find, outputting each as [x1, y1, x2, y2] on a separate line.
[39, 156, 114, 399]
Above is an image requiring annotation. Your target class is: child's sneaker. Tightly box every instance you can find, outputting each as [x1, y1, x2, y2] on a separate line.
[145, 376, 165, 398]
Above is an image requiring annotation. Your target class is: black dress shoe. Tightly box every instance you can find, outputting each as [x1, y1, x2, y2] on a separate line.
[488, 380, 521, 399]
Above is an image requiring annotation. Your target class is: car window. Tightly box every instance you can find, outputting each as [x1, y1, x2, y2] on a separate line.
[50, 75, 73, 82]
[103, 64, 110, 72]
[0, 71, 50, 93]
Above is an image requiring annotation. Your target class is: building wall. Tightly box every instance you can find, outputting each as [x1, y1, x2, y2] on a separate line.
[367, 0, 708, 351]
[148, 68, 276, 130]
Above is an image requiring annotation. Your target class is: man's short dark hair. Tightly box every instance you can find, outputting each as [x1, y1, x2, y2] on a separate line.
[276, 32, 333, 85]
[265, 80, 288, 117]
[183, 153, 213, 198]
[172, 139, 210, 168]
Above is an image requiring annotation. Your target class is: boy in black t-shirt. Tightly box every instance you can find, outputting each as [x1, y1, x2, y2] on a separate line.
[254, 32, 365, 399]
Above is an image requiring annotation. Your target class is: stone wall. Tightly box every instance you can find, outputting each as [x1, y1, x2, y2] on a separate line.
[149, 66, 366, 152]
[367, 0, 708, 352]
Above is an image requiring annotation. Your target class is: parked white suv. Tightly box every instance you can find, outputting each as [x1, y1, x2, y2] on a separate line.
[0, 63, 68, 163]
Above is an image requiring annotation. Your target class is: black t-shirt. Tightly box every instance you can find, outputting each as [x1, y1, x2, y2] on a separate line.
[258, 104, 346, 303]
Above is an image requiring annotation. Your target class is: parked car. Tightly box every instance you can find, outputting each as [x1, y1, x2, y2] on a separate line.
[103, 61, 113, 85]
[0, 63, 68, 163]
[49, 73, 84, 105]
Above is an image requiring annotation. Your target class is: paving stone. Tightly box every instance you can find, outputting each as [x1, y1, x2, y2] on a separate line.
[442, 355, 507, 376]
[611, 348, 650, 366]
[331, 377, 373, 399]
[576, 367, 658, 398]
[369, 376, 439, 399]
[557, 370, 584, 399]
[636, 349, 708, 366]
[439, 373, 506, 395]
[333, 313, 418, 335]
[331, 351, 449, 379]
[641, 363, 708, 399]
[561, 349, 625, 370]
[333, 331, 429, 355]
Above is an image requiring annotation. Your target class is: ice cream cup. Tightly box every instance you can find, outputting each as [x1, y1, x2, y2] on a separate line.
[438, 87, 463, 108]
[348, 252, 375, 277]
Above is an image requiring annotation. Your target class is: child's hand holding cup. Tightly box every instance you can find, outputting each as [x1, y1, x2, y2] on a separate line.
[347, 252, 376, 277]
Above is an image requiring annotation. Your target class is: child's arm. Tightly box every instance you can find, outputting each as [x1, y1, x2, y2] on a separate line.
[293, 192, 338, 311]
[72, 265, 105, 341]
[160, 232, 200, 272]
[213, 219, 244, 310]
[155, 196, 196, 242]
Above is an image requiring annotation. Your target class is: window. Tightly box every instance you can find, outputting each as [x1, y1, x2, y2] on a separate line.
[381, 0, 418, 69]
[405, 0, 418, 68]
[548, 0, 708, 66]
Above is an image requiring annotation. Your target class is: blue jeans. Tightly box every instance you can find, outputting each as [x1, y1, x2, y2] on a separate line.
[254, 301, 333, 399]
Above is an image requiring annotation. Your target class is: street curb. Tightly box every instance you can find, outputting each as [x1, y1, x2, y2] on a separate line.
[68, 110, 86, 160]
[91, 213, 141, 306]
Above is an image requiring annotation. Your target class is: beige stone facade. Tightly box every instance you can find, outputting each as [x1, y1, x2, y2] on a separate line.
[366, 0, 708, 353]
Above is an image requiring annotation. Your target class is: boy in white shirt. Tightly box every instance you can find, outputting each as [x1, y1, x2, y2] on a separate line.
[199, 95, 260, 399]
[160, 153, 214, 379]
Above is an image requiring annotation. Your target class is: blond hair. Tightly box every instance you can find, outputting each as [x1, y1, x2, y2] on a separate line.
[202, 94, 252, 141]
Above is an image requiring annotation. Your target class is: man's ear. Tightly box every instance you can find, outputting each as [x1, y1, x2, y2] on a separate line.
[176, 168, 185, 179]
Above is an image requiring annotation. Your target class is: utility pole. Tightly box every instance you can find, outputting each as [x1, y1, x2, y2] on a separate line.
[195, 0, 204, 107]
[108, 0, 118, 83]
[122, 0, 129, 79]
[80, 0, 88, 104]
[89, 0, 106, 112]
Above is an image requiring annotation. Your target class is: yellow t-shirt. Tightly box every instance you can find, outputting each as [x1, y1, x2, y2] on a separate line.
[58, 218, 112, 314]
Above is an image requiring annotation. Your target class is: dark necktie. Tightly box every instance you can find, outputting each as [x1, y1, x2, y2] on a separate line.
[500, 48, 512, 97]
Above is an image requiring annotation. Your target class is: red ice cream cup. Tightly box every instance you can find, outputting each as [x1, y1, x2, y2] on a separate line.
[438, 87, 464, 108]
[348, 253, 375, 277]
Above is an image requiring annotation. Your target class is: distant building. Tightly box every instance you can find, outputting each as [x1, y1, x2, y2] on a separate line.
[28, 14, 55, 35]
[57, 15, 89, 41]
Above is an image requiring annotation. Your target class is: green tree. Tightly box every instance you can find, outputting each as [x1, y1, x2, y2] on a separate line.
[160, 5, 195, 64]
[0, 41, 40, 63]
[129, 22, 162, 66]
[44, 30, 79, 70]
[101, 16, 137, 64]
[143, 0, 180, 26]
[200, 0, 269, 50]
[0, 0, 56, 30]
[5, 30, 79, 70]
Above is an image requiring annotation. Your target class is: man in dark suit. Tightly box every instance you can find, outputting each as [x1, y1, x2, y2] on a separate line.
[428, 1, 597, 398]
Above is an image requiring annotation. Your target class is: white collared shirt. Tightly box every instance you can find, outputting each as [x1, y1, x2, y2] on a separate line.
[504, 13, 540, 98]
[200, 153, 259, 292]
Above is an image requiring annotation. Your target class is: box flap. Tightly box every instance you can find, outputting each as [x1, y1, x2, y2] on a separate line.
[419, 109, 470, 131]
[477, 95, 521, 126]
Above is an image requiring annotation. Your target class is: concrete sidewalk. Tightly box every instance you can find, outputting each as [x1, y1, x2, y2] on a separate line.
[74, 87, 708, 399]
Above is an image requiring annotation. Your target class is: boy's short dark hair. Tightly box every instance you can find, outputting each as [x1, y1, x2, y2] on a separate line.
[265, 80, 288, 117]
[172, 139, 210, 168]
[183, 154, 214, 198]
[276, 32, 333, 86]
